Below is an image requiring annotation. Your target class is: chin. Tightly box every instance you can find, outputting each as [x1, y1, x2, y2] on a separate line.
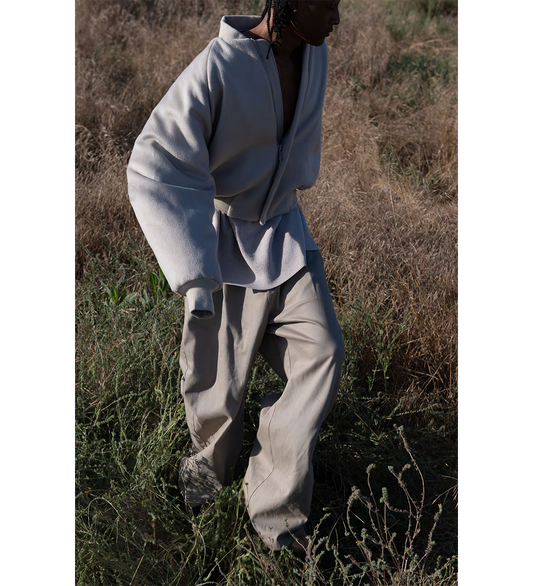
[294, 28, 328, 46]
[307, 37, 327, 47]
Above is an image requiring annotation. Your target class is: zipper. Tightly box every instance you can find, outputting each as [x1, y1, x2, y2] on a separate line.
[278, 143, 284, 163]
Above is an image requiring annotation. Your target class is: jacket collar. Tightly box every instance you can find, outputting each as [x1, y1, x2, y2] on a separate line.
[219, 15, 262, 39]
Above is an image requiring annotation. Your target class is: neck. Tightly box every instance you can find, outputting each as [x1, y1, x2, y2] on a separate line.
[249, 14, 303, 61]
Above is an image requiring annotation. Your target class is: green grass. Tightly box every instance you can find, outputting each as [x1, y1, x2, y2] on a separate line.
[76, 243, 457, 585]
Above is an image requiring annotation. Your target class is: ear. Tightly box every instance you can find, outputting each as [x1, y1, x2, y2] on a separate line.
[288, 1, 299, 13]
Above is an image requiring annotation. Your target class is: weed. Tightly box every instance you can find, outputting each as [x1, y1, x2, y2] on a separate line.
[345, 297, 410, 394]
[344, 426, 456, 585]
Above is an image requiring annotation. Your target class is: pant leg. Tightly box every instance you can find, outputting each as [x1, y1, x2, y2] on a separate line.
[179, 284, 271, 507]
[244, 251, 345, 549]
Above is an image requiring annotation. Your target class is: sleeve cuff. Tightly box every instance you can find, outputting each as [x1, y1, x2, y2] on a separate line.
[181, 279, 220, 319]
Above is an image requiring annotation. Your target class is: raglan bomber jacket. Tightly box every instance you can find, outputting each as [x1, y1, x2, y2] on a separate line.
[127, 15, 328, 315]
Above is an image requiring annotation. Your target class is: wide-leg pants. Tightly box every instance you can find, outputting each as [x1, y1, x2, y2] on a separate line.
[178, 250, 345, 549]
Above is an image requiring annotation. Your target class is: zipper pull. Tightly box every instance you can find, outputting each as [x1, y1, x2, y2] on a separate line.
[278, 144, 283, 163]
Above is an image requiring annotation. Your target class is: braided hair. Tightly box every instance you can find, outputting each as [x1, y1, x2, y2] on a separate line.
[261, 0, 292, 59]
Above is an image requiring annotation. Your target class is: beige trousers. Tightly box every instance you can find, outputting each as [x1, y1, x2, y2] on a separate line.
[178, 251, 345, 549]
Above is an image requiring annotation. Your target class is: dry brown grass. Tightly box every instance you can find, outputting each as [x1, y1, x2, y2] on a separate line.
[297, 0, 457, 396]
[76, 0, 457, 397]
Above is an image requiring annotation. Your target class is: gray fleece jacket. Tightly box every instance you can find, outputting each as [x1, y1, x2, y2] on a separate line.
[127, 15, 328, 314]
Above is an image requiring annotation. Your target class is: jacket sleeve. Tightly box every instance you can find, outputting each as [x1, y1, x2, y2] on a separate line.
[127, 40, 222, 317]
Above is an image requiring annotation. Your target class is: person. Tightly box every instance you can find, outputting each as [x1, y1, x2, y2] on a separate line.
[127, 0, 344, 553]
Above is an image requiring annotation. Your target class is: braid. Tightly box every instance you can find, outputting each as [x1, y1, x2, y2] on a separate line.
[261, 0, 292, 59]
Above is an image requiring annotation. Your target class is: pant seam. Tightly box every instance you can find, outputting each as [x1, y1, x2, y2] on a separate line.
[245, 399, 279, 504]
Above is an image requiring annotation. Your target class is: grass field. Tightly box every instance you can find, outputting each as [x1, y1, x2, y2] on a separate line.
[75, 0, 458, 583]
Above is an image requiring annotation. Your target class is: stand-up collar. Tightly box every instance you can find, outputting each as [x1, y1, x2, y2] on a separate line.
[219, 15, 263, 39]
